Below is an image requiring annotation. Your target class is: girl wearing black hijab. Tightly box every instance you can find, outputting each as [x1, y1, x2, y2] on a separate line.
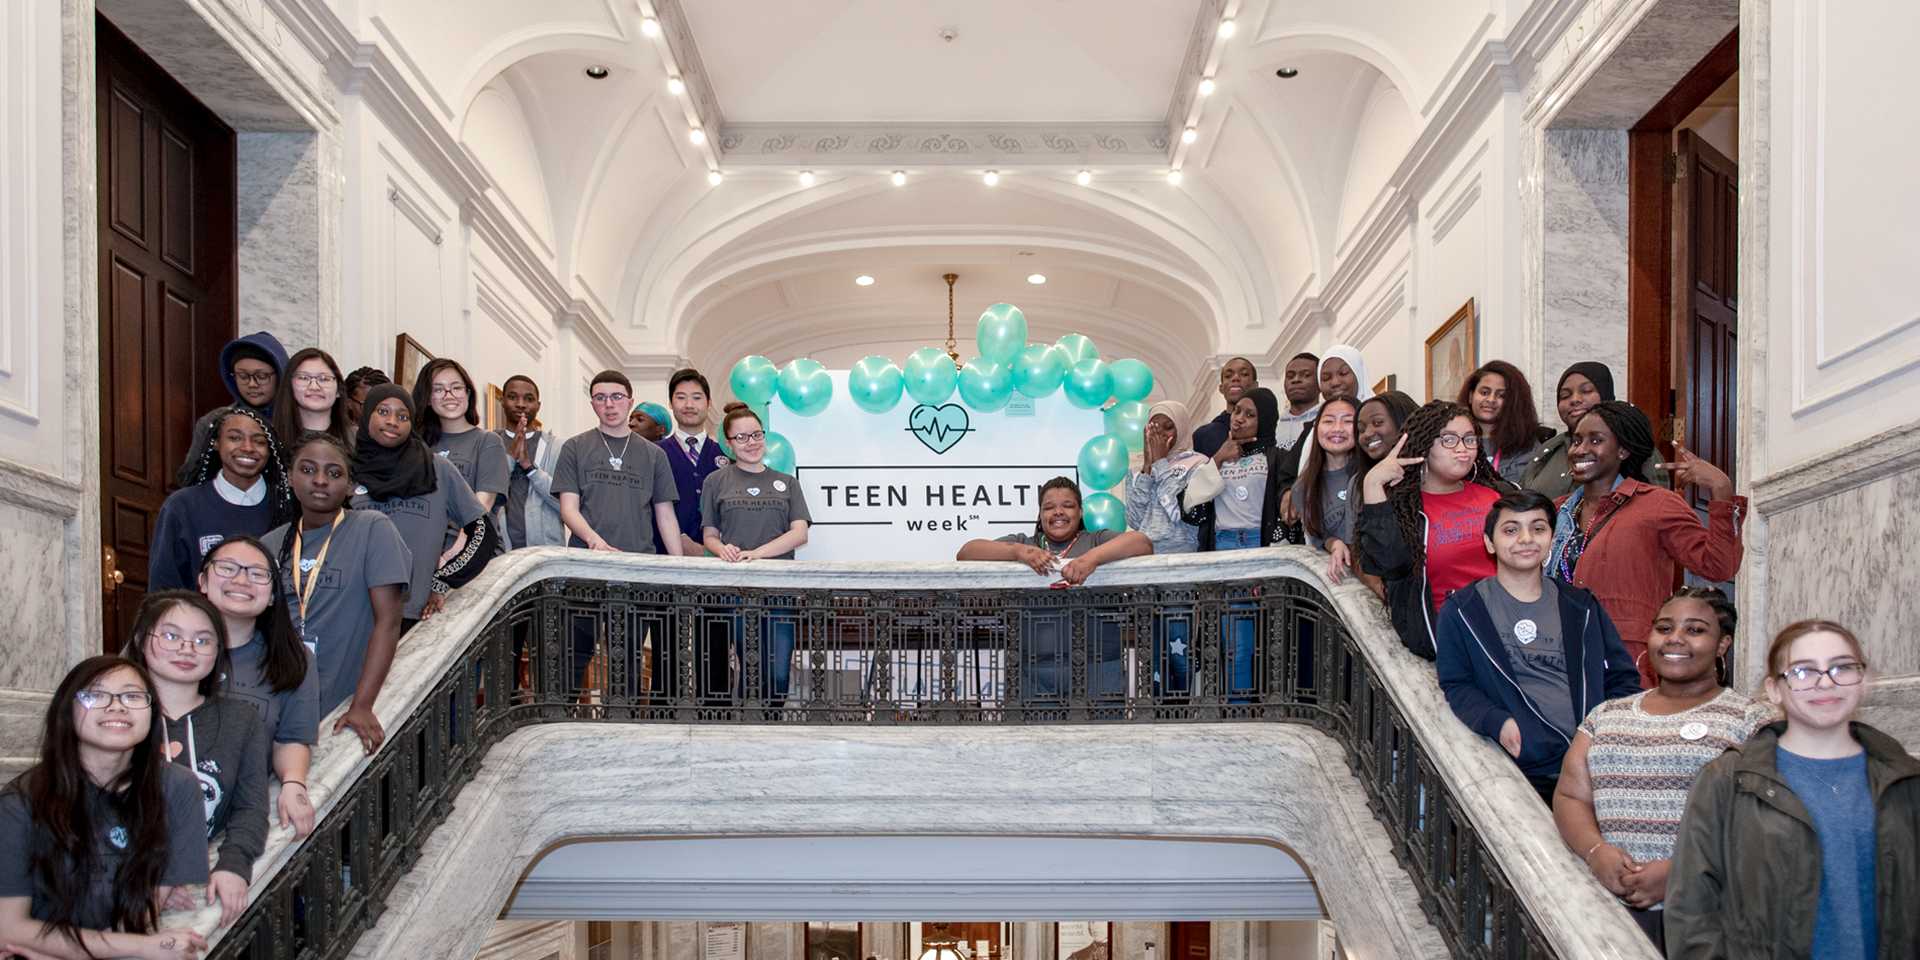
[1526, 362, 1647, 497]
[1187, 386, 1288, 551]
[349, 383, 496, 629]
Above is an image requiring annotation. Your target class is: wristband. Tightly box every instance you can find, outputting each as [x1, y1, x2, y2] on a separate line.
[1583, 840, 1606, 862]
[282, 780, 307, 790]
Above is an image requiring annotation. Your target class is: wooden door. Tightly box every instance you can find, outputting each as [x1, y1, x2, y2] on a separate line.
[1169, 923, 1209, 960]
[1672, 130, 1738, 510]
[96, 16, 236, 649]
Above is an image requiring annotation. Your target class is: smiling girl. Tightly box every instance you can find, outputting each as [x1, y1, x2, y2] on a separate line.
[1291, 395, 1361, 572]
[148, 407, 294, 592]
[271, 348, 352, 456]
[413, 358, 511, 515]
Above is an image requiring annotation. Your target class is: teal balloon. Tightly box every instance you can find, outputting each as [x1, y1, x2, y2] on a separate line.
[1081, 492, 1126, 532]
[1107, 358, 1154, 403]
[729, 355, 778, 406]
[763, 431, 795, 474]
[975, 303, 1028, 365]
[775, 358, 832, 416]
[1063, 358, 1113, 409]
[1012, 343, 1068, 397]
[903, 347, 958, 405]
[958, 357, 1014, 412]
[1077, 434, 1130, 490]
[1055, 333, 1099, 366]
[848, 355, 904, 413]
[1104, 400, 1150, 452]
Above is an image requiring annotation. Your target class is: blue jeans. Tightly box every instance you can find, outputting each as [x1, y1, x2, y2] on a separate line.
[1213, 528, 1261, 697]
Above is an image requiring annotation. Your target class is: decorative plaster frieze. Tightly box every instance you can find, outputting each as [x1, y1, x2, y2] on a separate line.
[651, 0, 724, 132]
[1164, 0, 1229, 165]
[716, 123, 1170, 167]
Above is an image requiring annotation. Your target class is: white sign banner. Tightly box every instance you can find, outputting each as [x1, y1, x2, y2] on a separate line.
[771, 371, 1105, 560]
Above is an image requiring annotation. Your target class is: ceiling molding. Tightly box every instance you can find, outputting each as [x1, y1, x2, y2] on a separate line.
[716, 122, 1170, 167]
[1165, 0, 1229, 167]
[648, 0, 723, 129]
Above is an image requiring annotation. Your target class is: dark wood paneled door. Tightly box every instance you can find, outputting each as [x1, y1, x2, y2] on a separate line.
[96, 16, 236, 649]
[1673, 130, 1738, 511]
[1169, 923, 1209, 960]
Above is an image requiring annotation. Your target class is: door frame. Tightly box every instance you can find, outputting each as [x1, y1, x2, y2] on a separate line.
[1625, 29, 1737, 443]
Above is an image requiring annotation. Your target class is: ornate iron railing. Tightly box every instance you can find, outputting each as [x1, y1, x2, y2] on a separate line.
[208, 567, 1566, 960]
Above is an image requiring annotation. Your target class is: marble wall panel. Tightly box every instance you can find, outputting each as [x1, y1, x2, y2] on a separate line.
[0, 503, 77, 691]
[237, 131, 321, 349]
[1540, 129, 1630, 395]
[1759, 468, 1920, 678]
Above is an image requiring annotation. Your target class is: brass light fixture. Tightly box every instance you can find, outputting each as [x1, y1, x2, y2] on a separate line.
[942, 272, 962, 368]
[917, 923, 966, 960]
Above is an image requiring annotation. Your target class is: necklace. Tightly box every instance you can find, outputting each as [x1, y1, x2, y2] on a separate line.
[600, 431, 633, 470]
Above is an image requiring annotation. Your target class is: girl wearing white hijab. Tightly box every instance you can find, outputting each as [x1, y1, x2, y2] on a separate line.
[1125, 400, 1212, 555]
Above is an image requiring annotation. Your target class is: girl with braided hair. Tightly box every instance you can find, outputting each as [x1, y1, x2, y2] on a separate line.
[147, 405, 295, 592]
[1547, 400, 1745, 687]
[1354, 400, 1511, 659]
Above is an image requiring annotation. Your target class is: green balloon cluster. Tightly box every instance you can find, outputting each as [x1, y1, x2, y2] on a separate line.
[1077, 434, 1130, 490]
[1107, 358, 1154, 403]
[776, 358, 833, 416]
[1104, 400, 1150, 452]
[1055, 333, 1099, 365]
[975, 303, 1028, 364]
[729, 355, 778, 406]
[1063, 358, 1112, 409]
[1081, 492, 1126, 532]
[903, 347, 958, 404]
[1012, 343, 1068, 397]
[848, 355, 904, 413]
[958, 357, 1014, 412]
[763, 431, 795, 474]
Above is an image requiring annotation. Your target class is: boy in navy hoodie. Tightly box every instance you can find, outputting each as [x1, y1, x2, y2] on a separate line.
[1435, 489, 1640, 803]
[175, 331, 289, 488]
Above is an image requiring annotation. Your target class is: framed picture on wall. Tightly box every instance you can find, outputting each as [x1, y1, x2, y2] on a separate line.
[483, 383, 504, 431]
[393, 334, 434, 390]
[1371, 373, 1398, 396]
[1056, 922, 1111, 960]
[701, 922, 747, 960]
[805, 922, 860, 960]
[1425, 299, 1478, 401]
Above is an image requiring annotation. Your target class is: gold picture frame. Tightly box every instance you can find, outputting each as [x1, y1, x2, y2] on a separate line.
[393, 334, 434, 390]
[1371, 373, 1398, 396]
[1424, 299, 1478, 401]
[483, 383, 504, 431]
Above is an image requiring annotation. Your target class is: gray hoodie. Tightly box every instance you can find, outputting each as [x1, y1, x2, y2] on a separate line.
[161, 695, 270, 877]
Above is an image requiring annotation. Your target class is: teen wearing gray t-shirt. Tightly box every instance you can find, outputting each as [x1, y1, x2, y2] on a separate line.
[415, 359, 511, 511]
[701, 404, 812, 705]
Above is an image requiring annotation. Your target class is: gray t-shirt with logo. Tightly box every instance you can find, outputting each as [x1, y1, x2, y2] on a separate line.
[1294, 461, 1355, 549]
[350, 457, 485, 619]
[433, 427, 511, 498]
[698, 465, 812, 558]
[264, 509, 414, 711]
[1216, 451, 1269, 531]
[993, 527, 1119, 558]
[1476, 576, 1573, 736]
[225, 628, 321, 746]
[551, 428, 678, 553]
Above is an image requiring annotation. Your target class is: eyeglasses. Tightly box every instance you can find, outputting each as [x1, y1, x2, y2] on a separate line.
[210, 558, 272, 585]
[1435, 433, 1481, 450]
[294, 372, 337, 387]
[727, 430, 766, 443]
[233, 370, 275, 386]
[430, 383, 468, 398]
[590, 393, 630, 406]
[149, 629, 217, 655]
[1778, 662, 1867, 690]
[76, 689, 153, 710]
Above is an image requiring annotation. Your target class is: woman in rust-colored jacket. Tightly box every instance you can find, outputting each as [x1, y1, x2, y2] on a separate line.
[1546, 402, 1745, 687]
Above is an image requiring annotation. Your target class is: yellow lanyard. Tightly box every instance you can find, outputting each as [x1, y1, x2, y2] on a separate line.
[291, 510, 346, 623]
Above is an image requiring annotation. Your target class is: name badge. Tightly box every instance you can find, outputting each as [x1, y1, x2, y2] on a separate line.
[1679, 721, 1709, 741]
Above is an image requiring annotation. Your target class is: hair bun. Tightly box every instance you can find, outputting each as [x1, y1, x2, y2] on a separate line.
[723, 401, 750, 415]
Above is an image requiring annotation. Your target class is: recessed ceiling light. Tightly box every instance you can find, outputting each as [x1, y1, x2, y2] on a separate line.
[667, 76, 685, 96]
[1217, 18, 1236, 39]
[1076, 170, 1093, 186]
[983, 170, 1000, 186]
[855, 275, 875, 286]
[688, 126, 706, 145]
[890, 170, 907, 186]
[1026, 274, 1046, 285]
[640, 17, 661, 37]
[1167, 169, 1184, 185]
[798, 170, 816, 187]
[1182, 126, 1198, 144]
[706, 170, 723, 186]
[584, 65, 610, 79]
[1198, 77, 1216, 97]
[1275, 67, 1300, 79]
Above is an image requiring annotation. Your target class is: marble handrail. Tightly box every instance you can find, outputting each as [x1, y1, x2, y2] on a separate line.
[178, 546, 1656, 959]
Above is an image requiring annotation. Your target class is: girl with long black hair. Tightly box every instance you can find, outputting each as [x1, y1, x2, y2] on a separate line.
[271, 348, 353, 457]
[196, 536, 320, 838]
[413, 358, 510, 514]
[1458, 360, 1554, 486]
[119, 592, 267, 929]
[0, 656, 208, 959]
[148, 406, 294, 592]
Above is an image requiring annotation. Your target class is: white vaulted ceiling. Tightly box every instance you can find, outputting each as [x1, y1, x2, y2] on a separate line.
[363, 0, 1495, 390]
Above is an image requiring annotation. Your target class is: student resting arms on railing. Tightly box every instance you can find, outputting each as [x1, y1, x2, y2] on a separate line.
[1546, 400, 1744, 688]
[120, 593, 268, 929]
[1290, 395, 1361, 582]
[1666, 620, 1920, 958]
[958, 477, 1152, 584]
[1551, 587, 1774, 952]
[264, 431, 410, 755]
[703, 403, 813, 706]
[0, 657, 210, 960]
[195, 537, 321, 839]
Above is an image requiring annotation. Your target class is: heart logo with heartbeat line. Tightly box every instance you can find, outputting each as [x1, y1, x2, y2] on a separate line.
[905, 403, 974, 454]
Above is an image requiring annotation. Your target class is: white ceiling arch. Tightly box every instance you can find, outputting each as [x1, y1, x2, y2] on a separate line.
[1243, 27, 1425, 115]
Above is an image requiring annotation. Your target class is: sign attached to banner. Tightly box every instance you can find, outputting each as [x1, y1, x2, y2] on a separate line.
[772, 371, 1103, 560]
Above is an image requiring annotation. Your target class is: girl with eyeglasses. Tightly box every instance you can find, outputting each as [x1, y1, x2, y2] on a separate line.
[413, 358, 511, 517]
[1667, 619, 1920, 957]
[0, 655, 209, 959]
[271, 348, 353, 458]
[117, 593, 267, 930]
[1355, 400, 1512, 659]
[196, 537, 320, 839]
[147, 406, 294, 593]
[1545, 400, 1745, 687]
